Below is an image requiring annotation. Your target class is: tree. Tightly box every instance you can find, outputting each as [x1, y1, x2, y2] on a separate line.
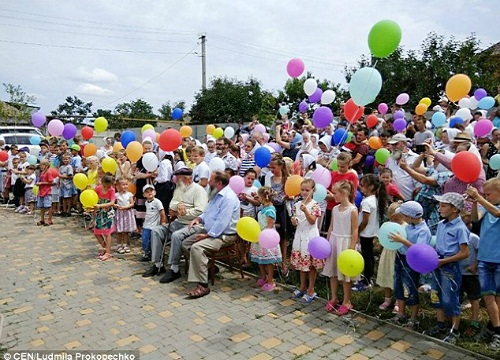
[51, 96, 93, 122]
[158, 100, 186, 121]
[1, 83, 37, 119]
[189, 77, 271, 124]
[114, 98, 157, 128]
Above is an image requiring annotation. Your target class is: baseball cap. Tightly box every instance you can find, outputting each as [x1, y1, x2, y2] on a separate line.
[19, 146, 30, 152]
[173, 167, 193, 176]
[143, 184, 155, 192]
[388, 133, 410, 144]
[70, 144, 81, 152]
[433, 192, 464, 211]
[395, 201, 423, 219]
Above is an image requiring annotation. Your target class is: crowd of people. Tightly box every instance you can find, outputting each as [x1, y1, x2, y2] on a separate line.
[1, 94, 500, 350]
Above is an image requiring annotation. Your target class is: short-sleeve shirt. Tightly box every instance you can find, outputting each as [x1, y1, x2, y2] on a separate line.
[435, 216, 469, 258]
[359, 194, 379, 237]
[143, 198, 164, 229]
[59, 164, 74, 189]
[116, 191, 134, 207]
[398, 221, 432, 255]
[192, 161, 211, 191]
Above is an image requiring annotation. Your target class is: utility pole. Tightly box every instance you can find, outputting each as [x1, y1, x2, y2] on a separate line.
[200, 33, 207, 90]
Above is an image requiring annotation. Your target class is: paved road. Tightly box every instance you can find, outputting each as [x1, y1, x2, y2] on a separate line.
[0, 209, 480, 359]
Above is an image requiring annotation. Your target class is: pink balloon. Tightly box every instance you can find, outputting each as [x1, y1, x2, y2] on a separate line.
[258, 229, 280, 249]
[47, 119, 64, 136]
[310, 165, 332, 188]
[474, 119, 493, 138]
[396, 93, 410, 105]
[254, 124, 266, 134]
[229, 175, 245, 194]
[267, 142, 282, 153]
[286, 58, 305, 78]
[378, 103, 388, 115]
[142, 129, 157, 142]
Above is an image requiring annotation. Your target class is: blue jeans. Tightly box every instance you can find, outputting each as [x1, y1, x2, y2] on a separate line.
[394, 253, 420, 305]
[478, 261, 500, 296]
[431, 262, 461, 316]
[142, 228, 152, 255]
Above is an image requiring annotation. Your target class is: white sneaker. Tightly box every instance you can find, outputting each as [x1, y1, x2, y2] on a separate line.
[14, 206, 23, 213]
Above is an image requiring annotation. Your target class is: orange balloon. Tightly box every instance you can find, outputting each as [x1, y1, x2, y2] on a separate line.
[445, 74, 472, 102]
[126, 141, 143, 163]
[83, 143, 97, 157]
[206, 124, 215, 135]
[113, 142, 124, 152]
[128, 182, 137, 195]
[344, 98, 365, 123]
[284, 175, 304, 197]
[415, 103, 428, 115]
[180, 126, 193, 138]
[368, 136, 382, 150]
[366, 114, 378, 128]
[156, 132, 161, 143]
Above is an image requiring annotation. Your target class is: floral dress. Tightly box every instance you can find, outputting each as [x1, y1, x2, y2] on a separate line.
[94, 185, 115, 236]
[249, 205, 282, 265]
[290, 199, 324, 271]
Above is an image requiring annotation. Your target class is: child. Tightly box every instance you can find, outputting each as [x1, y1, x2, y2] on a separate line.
[58, 154, 74, 217]
[140, 184, 167, 262]
[191, 146, 210, 192]
[114, 179, 136, 254]
[20, 165, 37, 215]
[93, 173, 116, 261]
[322, 180, 358, 316]
[376, 202, 405, 313]
[250, 186, 282, 291]
[379, 168, 405, 202]
[423, 192, 469, 344]
[36, 159, 54, 226]
[290, 178, 323, 304]
[239, 169, 260, 267]
[389, 201, 432, 330]
[466, 180, 500, 349]
[355, 174, 388, 290]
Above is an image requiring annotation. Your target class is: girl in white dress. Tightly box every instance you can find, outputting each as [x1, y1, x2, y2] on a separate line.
[322, 180, 359, 316]
[290, 179, 323, 304]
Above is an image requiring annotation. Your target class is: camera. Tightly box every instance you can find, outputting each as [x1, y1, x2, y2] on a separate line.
[415, 144, 426, 154]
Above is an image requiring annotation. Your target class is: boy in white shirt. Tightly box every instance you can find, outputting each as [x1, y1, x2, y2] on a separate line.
[191, 146, 211, 192]
[140, 184, 167, 261]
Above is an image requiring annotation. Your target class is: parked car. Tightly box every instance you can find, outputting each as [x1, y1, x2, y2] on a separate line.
[0, 126, 44, 137]
[0, 132, 42, 156]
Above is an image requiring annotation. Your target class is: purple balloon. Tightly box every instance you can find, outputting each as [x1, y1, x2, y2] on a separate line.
[312, 106, 333, 128]
[62, 123, 77, 140]
[31, 112, 46, 127]
[474, 119, 493, 138]
[267, 142, 282, 153]
[393, 118, 407, 132]
[406, 243, 439, 273]
[307, 236, 331, 260]
[308, 88, 323, 103]
[299, 100, 308, 113]
[474, 88, 487, 101]
[378, 103, 388, 115]
[394, 110, 405, 120]
[365, 155, 375, 167]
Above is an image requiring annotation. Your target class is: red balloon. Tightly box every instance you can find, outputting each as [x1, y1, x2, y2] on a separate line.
[344, 98, 365, 123]
[366, 114, 378, 128]
[0, 150, 8, 162]
[81, 126, 94, 140]
[159, 129, 182, 151]
[451, 151, 482, 183]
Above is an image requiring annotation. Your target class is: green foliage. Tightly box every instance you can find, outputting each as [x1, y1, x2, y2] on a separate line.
[1, 83, 37, 118]
[51, 96, 93, 122]
[158, 100, 186, 121]
[113, 98, 157, 128]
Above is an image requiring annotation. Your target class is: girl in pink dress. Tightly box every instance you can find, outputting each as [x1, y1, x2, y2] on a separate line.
[94, 174, 116, 261]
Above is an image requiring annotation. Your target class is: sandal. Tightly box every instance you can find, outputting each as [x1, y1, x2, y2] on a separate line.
[100, 253, 113, 261]
[187, 285, 211, 299]
[36, 220, 45, 226]
[335, 304, 353, 316]
[325, 299, 339, 313]
[46, 220, 53, 226]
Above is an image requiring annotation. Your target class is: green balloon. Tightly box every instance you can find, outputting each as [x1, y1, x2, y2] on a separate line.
[375, 148, 391, 165]
[368, 20, 402, 58]
[330, 158, 338, 171]
[346, 131, 353, 143]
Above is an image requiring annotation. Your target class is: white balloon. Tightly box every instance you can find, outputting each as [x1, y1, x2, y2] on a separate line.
[303, 78, 317, 96]
[468, 96, 479, 110]
[209, 157, 225, 172]
[321, 90, 336, 104]
[455, 107, 472, 121]
[458, 97, 470, 109]
[142, 152, 159, 172]
[224, 126, 235, 139]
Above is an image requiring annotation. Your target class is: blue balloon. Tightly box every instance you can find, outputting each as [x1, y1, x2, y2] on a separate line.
[333, 128, 347, 146]
[489, 154, 500, 171]
[253, 179, 262, 189]
[355, 190, 363, 208]
[172, 108, 183, 120]
[313, 183, 327, 202]
[349, 67, 383, 106]
[478, 96, 495, 110]
[254, 147, 272, 168]
[30, 136, 41, 145]
[365, 155, 375, 167]
[120, 130, 136, 148]
[449, 116, 464, 128]
[431, 112, 446, 127]
[378, 222, 406, 250]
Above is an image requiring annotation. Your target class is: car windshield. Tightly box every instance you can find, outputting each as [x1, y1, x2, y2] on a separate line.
[0, 128, 43, 135]
[3, 135, 35, 145]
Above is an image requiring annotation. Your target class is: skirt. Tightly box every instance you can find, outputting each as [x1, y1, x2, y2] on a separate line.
[376, 248, 396, 289]
[115, 208, 137, 233]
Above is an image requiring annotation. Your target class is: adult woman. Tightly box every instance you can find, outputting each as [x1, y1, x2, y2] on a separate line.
[134, 139, 155, 238]
[100, 137, 113, 155]
[479, 128, 500, 179]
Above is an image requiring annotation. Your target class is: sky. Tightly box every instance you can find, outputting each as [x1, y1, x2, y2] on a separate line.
[0, 0, 498, 116]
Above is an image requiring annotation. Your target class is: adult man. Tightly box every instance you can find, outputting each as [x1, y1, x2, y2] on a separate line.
[142, 167, 208, 280]
[413, 115, 434, 147]
[350, 128, 370, 175]
[216, 137, 239, 172]
[183, 171, 240, 298]
[385, 133, 419, 200]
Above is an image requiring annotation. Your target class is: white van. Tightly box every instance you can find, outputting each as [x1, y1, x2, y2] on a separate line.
[0, 126, 44, 137]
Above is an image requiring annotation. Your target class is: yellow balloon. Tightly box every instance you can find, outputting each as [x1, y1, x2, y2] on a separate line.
[337, 249, 364, 277]
[284, 175, 304, 197]
[80, 189, 99, 208]
[101, 157, 118, 174]
[445, 74, 472, 102]
[142, 124, 154, 133]
[73, 173, 89, 190]
[94, 117, 108, 133]
[415, 103, 428, 116]
[113, 142, 124, 152]
[126, 141, 143, 163]
[236, 217, 261, 243]
[206, 124, 215, 135]
[212, 128, 224, 139]
[419, 97, 431, 107]
[180, 126, 193, 138]
[32, 185, 39, 195]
